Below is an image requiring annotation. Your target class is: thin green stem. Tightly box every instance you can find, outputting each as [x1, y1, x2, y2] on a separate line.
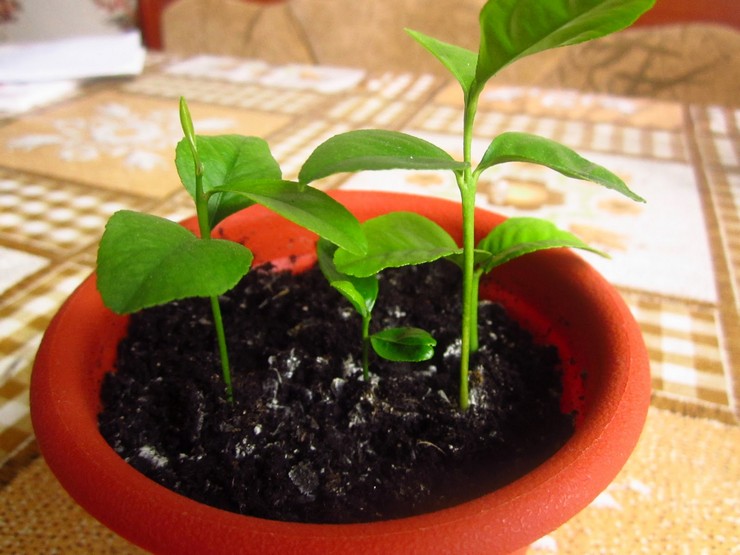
[470, 268, 483, 352]
[458, 185, 477, 411]
[361, 314, 371, 381]
[195, 160, 234, 402]
[462, 89, 479, 166]
[456, 87, 482, 411]
[210, 295, 234, 401]
[194, 173, 210, 240]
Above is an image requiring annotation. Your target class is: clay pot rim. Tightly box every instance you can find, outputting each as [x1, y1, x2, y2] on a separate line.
[31, 191, 650, 554]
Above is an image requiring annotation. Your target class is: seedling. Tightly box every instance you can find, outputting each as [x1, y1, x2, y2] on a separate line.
[97, 98, 366, 401]
[333, 211, 606, 356]
[298, 0, 654, 409]
[317, 237, 436, 380]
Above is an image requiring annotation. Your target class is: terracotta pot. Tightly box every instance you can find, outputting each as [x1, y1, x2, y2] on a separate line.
[31, 191, 650, 555]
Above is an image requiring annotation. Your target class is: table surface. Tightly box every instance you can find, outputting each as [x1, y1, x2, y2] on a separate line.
[1, 53, 738, 553]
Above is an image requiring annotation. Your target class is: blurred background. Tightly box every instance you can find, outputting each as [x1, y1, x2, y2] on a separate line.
[0, 1, 738, 554]
[1, 0, 738, 104]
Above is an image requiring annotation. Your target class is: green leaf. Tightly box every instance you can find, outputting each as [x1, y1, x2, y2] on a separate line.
[478, 132, 645, 202]
[317, 238, 378, 317]
[444, 248, 494, 270]
[334, 212, 461, 277]
[298, 130, 468, 185]
[476, 0, 656, 84]
[97, 210, 253, 314]
[175, 135, 282, 227]
[370, 327, 437, 362]
[213, 179, 366, 255]
[406, 29, 478, 95]
[476, 217, 606, 273]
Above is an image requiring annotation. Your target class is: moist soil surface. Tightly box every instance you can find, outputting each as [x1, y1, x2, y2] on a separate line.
[99, 261, 575, 524]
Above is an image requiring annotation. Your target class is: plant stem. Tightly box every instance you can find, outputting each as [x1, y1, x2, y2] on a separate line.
[195, 172, 235, 402]
[457, 88, 481, 411]
[470, 268, 483, 352]
[458, 185, 476, 411]
[210, 295, 234, 401]
[361, 314, 371, 381]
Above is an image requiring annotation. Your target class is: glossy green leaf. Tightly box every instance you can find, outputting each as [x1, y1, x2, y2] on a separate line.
[478, 132, 645, 202]
[476, 0, 656, 84]
[213, 179, 366, 255]
[334, 212, 461, 277]
[97, 210, 253, 314]
[317, 238, 378, 317]
[444, 249, 495, 271]
[476, 217, 606, 273]
[298, 130, 467, 185]
[370, 327, 437, 362]
[406, 29, 478, 95]
[175, 135, 282, 227]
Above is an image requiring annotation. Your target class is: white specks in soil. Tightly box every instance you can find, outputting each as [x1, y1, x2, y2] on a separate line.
[268, 347, 302, 380]
[99, 261, 575, 524]
[284, 348, 302, 375]
[235, 438, 256, 459]
[289, 461, 319, 498]
[262, 376, 280, 405]
[136, 445, 169, 468]
[437, 389, 451, 405]
[389, 305, 406, 319]
[342, 355, 362, 378]
[443, 337, 462, 359]
[331, 377, 346, 397]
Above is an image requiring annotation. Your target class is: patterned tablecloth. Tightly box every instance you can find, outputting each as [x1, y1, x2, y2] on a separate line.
[1, 54, 738, 553]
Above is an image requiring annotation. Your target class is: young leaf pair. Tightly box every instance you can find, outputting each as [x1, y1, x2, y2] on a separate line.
[318, 238, 436, 381]
[323, 210, 605, 358]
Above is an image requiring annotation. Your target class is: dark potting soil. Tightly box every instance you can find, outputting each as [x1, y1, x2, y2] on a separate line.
[98, 260, 575, 524]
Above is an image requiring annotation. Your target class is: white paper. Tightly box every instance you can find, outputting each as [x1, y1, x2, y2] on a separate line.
[0, 31, 146, 83]
[0, 80, 78, 114]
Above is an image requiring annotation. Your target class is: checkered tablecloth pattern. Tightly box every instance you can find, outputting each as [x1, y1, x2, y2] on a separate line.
[0, 53, 738, 553]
